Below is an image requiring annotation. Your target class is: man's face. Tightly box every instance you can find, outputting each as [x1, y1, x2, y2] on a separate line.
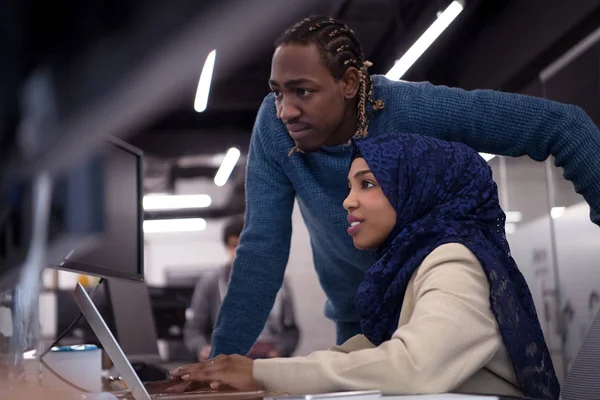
[225, 235, 239, 264]
[269, 43, 349, 152]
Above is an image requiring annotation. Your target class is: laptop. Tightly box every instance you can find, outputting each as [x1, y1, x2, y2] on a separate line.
[73, 282, 265, 400]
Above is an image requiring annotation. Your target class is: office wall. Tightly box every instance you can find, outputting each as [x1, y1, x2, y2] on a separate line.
[552, 202, 600, 368]
[488, 151, 600, 382]
[143, 201, 336, 356]
[503, 198, 600, 380]
[488, 155, 566, 381]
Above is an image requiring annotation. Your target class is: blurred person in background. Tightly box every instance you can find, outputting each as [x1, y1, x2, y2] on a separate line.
[184, 216, 299, 361]
[210, 15, 600, 358]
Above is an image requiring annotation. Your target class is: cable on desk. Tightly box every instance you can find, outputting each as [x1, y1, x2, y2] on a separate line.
[33, 278, 106, 394]
[40, 278, 105, 358]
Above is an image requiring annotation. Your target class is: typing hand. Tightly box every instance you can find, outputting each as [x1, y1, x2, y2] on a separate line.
[170, 354, 259, 392]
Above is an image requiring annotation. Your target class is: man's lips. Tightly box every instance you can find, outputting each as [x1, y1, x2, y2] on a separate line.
[286, 124, 312, 139]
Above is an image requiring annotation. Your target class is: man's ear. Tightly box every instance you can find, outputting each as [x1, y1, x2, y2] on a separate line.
[339, 67, 361, 99]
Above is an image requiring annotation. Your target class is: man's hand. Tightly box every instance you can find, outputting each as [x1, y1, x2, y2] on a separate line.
[199, 345, 212, 361]
[170, 355, 259, 392]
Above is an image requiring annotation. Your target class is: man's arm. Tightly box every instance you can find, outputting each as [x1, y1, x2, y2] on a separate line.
[183, 277, 212, 356]
[393, 80, 600, 224]
[210, 99, 296, 357]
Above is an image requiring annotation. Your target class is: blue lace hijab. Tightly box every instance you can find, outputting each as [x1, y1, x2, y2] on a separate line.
[352, 134, 559, 400]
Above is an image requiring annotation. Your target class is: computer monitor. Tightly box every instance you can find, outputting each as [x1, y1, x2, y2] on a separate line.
[147, 286, 195, 340]
[57, 138, 144, 281]
[147, 285, 196, 362]
[105, 278, 161, 364]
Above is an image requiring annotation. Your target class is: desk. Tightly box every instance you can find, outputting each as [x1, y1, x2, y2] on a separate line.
[383, 396, 530, 400]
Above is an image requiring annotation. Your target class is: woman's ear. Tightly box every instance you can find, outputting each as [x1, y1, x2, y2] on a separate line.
[339, 67, 361, 99]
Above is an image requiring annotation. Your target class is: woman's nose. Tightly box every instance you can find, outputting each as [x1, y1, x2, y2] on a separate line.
[343, 190, 358, 211]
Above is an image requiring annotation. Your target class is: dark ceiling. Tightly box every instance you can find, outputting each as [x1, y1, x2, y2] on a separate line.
[3, 0, 598, 221]
[129, 0, 600, 161]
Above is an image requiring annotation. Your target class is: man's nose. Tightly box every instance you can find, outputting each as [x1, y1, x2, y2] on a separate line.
[277, 97, 301, 122]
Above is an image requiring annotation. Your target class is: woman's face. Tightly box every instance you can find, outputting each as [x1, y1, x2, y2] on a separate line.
[343, 157, 397, 249]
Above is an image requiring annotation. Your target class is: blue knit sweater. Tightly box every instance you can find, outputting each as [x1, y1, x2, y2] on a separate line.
[211, 75, 600, 356]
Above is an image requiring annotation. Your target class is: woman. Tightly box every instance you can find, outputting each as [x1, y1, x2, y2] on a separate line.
[171, 134, 559, 399]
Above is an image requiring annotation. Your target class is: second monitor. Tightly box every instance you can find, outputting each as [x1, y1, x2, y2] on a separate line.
[57, 137, 144, 281]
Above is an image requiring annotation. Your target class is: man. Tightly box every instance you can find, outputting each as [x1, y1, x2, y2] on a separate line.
[184, 216, 299, 361]
[210, 15, 600, 357]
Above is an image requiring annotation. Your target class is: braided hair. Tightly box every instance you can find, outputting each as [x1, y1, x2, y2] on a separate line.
[275, 16, 384, 155]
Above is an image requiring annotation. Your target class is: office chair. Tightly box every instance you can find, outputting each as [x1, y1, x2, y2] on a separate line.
[560, 310, 600, 400]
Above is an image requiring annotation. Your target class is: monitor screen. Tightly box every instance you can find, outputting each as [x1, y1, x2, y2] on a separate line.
[60, 138, 143, 281]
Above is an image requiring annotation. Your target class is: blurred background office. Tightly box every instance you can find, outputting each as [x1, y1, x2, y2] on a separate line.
[1, 0, 599, 390]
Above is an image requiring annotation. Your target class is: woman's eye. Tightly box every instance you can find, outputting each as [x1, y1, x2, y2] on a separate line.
[297, 89, 311, 96]
[361, 181, 375, 189]
[272, 90, 282, 99]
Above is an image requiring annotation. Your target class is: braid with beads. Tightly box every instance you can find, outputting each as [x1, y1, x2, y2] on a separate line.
[275, 16, 384, 155]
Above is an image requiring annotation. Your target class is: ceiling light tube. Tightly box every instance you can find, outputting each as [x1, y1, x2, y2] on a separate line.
[143, 218, 207, 233]
[386, 1, 464, 80]
[505, 211, 522, 223]
[214, 147, 241, 187]
[551, 207, 565, 219]
[194, 49, 217, 113]
[143, 194, 212, 211]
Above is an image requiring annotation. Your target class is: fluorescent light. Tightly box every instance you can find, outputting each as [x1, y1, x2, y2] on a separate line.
[551, 207, 565, 219]
[143, 194, 212, 211]
[479, 153, 496, 162]
[194, 49, 217, 113]
[386, 0, 464, 80]
[23, 349, 37, 359]
[505, 223, 516, 234]
[505, 211, 522, 223]
[214, 147, 241, 187]
[143, 218, 207, 233]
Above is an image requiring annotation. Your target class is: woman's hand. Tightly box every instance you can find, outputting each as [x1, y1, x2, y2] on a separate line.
[169, 355, 259, 392]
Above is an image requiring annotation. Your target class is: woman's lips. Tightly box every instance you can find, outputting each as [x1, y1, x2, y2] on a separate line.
[347, 220, 363, 236]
